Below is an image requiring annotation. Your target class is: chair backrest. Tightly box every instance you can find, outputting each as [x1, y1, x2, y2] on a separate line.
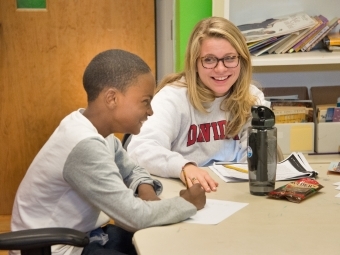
[0, 228, 89, 255]
[122, 133, 132, 150]
[262, 86, 309, 100]
[310, 85, 340, 106]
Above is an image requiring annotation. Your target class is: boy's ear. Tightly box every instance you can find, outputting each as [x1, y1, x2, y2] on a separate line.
[105, 88, 119, 109]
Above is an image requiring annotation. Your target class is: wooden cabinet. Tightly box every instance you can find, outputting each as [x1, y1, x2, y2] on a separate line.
[0, 0, 155, 214]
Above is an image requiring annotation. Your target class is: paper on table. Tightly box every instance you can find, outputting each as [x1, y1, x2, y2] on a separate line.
[328, 162, 340, 172]
[210, 152, 318, 183]
[210, 165, 247, 183]
[184, 199, 248, 225]
[332, 182, 340, 198]
[210, 164, 248, 183]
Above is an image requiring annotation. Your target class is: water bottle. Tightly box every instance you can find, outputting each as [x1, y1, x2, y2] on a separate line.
[247, 105, 277, 196]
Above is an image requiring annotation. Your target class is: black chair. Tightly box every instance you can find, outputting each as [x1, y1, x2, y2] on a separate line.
[0, 228, 89, 255]
[122, 133, 132, 150]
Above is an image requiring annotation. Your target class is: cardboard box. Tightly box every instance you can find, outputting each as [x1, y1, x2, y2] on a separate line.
[263, 86, 314, 154]
[262, 86, 309, 100]
[310, 85, 340, 153]
[276, 123, 314, 154]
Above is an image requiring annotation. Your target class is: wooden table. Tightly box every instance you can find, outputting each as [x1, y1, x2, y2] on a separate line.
[133, 160, 340, 255]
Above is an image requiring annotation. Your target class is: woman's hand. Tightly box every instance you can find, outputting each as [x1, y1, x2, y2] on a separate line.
[180, 164, 219, 192]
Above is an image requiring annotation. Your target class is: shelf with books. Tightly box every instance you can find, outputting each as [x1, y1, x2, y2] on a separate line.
[251, 50, 340, 66]
[212, 0, 340, 66]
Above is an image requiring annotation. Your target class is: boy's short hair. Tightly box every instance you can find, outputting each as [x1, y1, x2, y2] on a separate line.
[83, 49, 151, 102]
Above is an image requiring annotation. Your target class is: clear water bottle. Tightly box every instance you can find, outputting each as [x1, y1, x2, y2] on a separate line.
[247, 105, 277, 196]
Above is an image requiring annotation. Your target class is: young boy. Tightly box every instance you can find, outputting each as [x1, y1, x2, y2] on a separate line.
[10, 49, 206, 255]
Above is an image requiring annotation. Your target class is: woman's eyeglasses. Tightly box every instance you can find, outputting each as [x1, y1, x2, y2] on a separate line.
[200, 55, 240, 69]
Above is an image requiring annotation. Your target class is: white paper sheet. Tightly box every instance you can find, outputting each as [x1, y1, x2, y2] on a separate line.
[184, 199, 248, 225]
[210, 152, 317, 183]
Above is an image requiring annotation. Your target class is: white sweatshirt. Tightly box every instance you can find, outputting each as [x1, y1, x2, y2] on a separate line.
[127, 83, 269, 178]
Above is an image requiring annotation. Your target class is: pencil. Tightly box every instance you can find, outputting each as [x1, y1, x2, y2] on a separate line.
[182, 169, 189, 189]
[223, 165, 248, 174]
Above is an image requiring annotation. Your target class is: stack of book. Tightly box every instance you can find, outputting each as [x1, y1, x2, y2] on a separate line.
[238, 12, 340, 56]
[316, 104, 340, 122]
[323, 33, 340, 51]
[268, 99, 313, 124]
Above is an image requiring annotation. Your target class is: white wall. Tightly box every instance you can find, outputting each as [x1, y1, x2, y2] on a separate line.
[156, 0, 174, 83]
[252, 64, 340, 97]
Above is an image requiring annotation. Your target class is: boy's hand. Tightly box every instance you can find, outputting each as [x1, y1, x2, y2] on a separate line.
[179, 183, 206, 210]
[137, 183, 161, 201]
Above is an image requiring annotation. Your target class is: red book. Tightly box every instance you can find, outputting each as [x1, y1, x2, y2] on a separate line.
[332, 107, 340, 122]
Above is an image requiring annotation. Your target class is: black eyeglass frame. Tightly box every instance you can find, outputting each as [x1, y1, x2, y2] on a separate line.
[200, 55, 240, 69]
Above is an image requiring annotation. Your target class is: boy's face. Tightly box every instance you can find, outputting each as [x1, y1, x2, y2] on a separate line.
[113, 72, 155, 135]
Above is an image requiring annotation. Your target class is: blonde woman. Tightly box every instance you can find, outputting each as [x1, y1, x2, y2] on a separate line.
[127, 17, 269, 192]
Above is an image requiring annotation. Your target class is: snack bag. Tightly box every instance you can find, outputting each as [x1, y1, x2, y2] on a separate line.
[267, 178, 323, 203]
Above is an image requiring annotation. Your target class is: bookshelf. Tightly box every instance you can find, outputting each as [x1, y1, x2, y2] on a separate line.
[212, 0, 340, 66]
[250, 50, 340, 66]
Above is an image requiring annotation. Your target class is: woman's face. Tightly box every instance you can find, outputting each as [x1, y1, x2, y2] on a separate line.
[197, 37, 241, 97]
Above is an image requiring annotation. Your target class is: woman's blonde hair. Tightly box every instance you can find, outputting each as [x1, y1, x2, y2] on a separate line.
[156, 16, 257, 137]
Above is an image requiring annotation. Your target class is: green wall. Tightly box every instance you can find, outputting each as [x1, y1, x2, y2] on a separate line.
[175, 0, 212, 71]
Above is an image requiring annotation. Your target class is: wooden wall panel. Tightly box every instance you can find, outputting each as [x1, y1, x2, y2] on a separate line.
[0, 3, 59, 215]
[0, 0, 155, 214]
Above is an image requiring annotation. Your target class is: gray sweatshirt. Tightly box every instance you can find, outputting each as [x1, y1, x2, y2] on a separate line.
[11, 109, 196, 255]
